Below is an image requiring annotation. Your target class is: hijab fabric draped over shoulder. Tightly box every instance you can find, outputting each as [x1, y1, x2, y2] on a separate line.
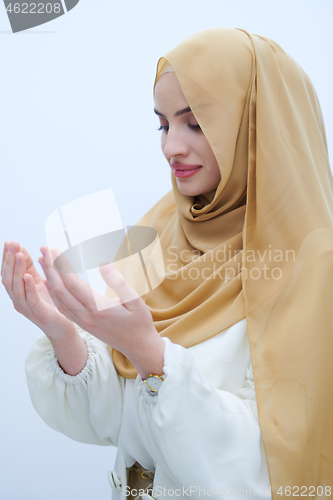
[108, 28, 333, 493]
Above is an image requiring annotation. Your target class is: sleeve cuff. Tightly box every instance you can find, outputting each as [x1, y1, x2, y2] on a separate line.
[138, 338, 170, 405]
[49, 331, 102, 386]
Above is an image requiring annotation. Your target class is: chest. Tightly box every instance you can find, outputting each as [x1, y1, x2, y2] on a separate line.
[187, 317, 251, 392]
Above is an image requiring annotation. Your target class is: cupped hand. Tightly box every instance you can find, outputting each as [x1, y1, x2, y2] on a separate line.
[39, 245, 165, 378]
[1, 241, 76, 338]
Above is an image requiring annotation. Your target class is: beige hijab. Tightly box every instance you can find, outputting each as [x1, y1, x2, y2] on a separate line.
[108, 29, 333, 493]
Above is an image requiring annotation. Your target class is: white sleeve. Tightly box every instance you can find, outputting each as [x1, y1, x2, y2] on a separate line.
[25, 326, 125, 447]
[136, 337, 271, 498]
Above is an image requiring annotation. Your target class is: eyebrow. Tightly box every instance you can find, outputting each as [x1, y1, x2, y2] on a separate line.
[153, 106, 192, 118]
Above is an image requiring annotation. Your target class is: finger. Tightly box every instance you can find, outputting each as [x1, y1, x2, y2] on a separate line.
[49, 247, 97, 311]
[1, 241, 19, 291]
[44, 280, 76, 323]
[12, 252, 27, 301]
[38, 256, 44, 272]
[23, 274, 50, 319]
[41, 246, 86, 313]
[100, 263, 143, 311]
[19, 245, 42, 281]
[1, 241, 10, 277]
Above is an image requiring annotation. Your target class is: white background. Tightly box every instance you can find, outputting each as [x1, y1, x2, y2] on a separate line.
[0, 1, 332, 498]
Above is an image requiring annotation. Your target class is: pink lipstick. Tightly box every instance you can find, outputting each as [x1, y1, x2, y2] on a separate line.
[171, 163, 202, 178]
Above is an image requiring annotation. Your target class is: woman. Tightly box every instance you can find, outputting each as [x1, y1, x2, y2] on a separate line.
[2, 28, 333, 499]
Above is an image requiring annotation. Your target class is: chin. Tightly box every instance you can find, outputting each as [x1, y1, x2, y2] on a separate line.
[176, 181, 208, 197]
[177, 187, 200, 197]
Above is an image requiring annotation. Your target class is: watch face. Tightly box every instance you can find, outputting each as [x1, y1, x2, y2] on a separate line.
[146, 376, 163, 392]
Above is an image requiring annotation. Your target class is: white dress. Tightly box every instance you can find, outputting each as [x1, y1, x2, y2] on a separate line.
[25, 318, 271, 499]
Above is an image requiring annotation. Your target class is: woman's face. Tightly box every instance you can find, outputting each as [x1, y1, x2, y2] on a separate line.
[154, 72, 221, 197]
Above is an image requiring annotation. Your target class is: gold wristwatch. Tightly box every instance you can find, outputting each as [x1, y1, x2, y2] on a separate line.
[144, 373, 165, 395]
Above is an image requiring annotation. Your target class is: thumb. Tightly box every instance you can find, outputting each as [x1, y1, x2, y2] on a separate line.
[99, 262, 142, 311]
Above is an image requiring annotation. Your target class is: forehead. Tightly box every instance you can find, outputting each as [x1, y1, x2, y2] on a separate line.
[154, 72, 189, 108]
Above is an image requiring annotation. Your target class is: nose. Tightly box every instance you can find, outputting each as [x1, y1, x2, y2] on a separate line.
[162, 127, 190, 160]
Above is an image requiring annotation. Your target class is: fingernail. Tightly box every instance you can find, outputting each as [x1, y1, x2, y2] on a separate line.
[9, 244, 15, 253]
[15, 255, 21, 264]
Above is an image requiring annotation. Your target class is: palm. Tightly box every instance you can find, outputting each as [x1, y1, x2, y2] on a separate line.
[20, 245, 76, 330]
[20, 246, 59, 309]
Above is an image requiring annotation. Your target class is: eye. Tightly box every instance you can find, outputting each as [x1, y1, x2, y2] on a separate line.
[157, 124, 201, 133]
[157, 125, 169, 133]
[189, 124, 202, 131]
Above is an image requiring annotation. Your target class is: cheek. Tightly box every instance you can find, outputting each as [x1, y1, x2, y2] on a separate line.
[212, 157, 221, 182]
[161, 135, 166, 152]
[197, 139, 218, 166]
[202, 143, 221, 180]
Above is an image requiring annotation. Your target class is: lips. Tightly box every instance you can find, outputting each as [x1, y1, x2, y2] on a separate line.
[171, 164, 203, 179]
[171, 163, 202, 171]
